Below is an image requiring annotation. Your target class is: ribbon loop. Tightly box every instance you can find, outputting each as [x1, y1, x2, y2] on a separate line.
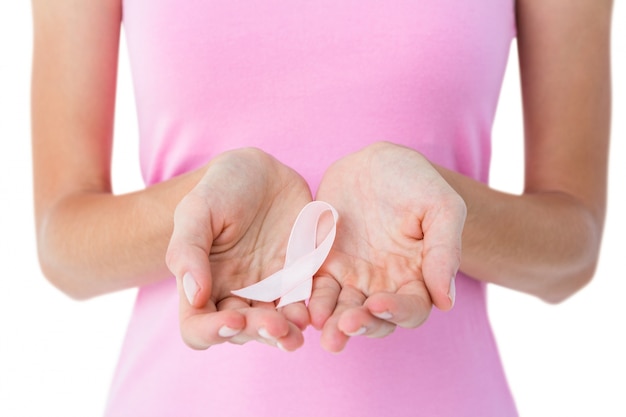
[231, 201, 338, 308]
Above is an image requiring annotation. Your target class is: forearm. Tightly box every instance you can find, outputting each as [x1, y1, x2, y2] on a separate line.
[36, 167, 205, 299]
[438, 166, 603, 303]
[438, 0, 612, 303]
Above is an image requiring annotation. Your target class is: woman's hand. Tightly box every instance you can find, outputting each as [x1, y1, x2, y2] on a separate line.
[166, 148, 313, 351]
[311, 142, 466, 352]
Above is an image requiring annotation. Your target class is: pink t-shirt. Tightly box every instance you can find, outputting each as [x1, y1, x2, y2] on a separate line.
[106, 1, 518, 416]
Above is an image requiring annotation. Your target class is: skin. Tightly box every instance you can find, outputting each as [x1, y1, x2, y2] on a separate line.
[312, 143, 465, 352]
[31, 0, 613, 353]
[166, 148, 313, 350]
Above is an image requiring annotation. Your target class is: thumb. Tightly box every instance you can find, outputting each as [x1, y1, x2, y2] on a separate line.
[166, 193, 216, 308]
[420, 201, 465, 312]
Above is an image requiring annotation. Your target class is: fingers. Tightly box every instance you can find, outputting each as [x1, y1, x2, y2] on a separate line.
[279, 302, 310, 331]
[363, 283, 432, 328]
[319, 286, 397, 353]
[421, 197, 466, 311]
[319, 285, 364, 352]
[317, 279, 435, 353]
[180, 296, 305, 351]
[308, 274, 341, 330]
[230, 301, 304, 351]
[179, 308, 246, 350]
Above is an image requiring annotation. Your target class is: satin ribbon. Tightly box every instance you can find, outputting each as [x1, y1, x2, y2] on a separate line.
[231, 201, 338, 308]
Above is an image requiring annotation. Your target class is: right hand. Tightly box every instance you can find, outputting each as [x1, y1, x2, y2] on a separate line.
[310, 142, 466, 352]
[166, 148, 313, 351]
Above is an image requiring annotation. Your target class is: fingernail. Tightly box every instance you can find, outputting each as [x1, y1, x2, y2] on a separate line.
[276, 341, 288, 352]
[448, 276, 456, 308]
[218, 326, 241, 338]
[346, 327, 367, 336]
[183, 272, 199, 305]
[373, 311, 393, 320]
[258, 327, 275, 340]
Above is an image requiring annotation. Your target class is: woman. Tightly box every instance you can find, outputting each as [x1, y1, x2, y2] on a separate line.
[31, 0, 613, 415]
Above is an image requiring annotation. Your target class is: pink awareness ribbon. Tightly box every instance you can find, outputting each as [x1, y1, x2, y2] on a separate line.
[231, 201, 338, 308]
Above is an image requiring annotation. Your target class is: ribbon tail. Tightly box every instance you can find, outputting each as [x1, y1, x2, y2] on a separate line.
[276, 278, 312, 308]
[230, 269, 286, 303]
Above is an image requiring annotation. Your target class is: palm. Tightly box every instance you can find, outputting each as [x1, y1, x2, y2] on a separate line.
[206, 162, 310, 301]
[167, 148, 313, 350]
[312, 142, 466, 352]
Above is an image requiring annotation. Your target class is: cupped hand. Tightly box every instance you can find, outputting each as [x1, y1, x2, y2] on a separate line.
[310, 142, 467, 352]
[166, 148, 313, 351]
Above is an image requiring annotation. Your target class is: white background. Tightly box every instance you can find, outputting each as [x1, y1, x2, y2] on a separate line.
[1, 2, 624, 416]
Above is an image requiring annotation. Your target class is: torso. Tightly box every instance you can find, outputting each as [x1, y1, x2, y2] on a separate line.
[106, 2, 518, 415]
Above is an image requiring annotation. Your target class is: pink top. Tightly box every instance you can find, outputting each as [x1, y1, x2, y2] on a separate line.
[107, 1, 518, 416]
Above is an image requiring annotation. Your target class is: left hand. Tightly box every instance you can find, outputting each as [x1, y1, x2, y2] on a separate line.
[166, 148, 313, 351]
[311, 142, 466, 352]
